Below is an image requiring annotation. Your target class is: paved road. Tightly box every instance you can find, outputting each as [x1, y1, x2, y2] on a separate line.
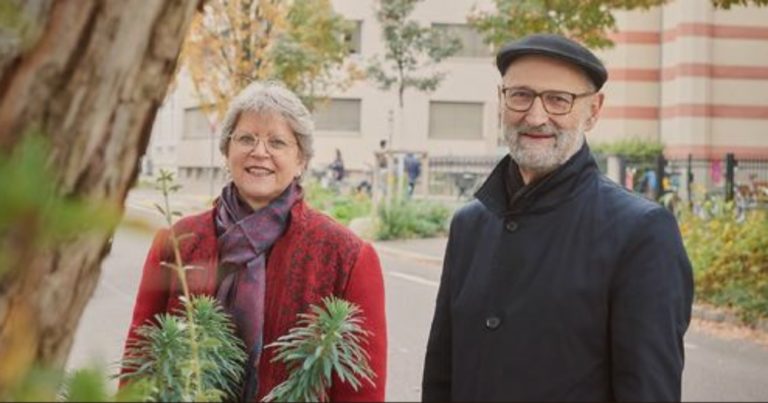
[67, 224, 768, 401]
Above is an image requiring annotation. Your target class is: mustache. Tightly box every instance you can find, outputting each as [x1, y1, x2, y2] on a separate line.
[505, 123, 560, 137]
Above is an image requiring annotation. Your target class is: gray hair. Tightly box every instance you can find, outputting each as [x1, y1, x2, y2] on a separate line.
[218, 81, 314, 163]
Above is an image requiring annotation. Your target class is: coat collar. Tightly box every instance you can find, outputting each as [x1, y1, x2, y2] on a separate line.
[474, 142, 598, 217]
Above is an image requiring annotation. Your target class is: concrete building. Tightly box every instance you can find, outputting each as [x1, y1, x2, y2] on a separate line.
[143, 0, 768, 193]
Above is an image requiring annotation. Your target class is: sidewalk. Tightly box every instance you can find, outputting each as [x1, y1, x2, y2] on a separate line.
[126, 187, 214, 215]
[374, 237, 447, 266]
[122, 187, 214, 231]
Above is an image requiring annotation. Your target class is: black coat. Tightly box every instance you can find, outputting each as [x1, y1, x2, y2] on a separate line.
[422, 144, 693, 402]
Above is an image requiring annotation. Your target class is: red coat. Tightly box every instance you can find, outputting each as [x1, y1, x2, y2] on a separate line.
[125, 200, 387, 401]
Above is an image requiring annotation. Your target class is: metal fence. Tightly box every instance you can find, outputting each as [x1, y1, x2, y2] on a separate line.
[615, 153, 768, 209]
[425, 152, 768, 207]
[427, 155, 501, 198]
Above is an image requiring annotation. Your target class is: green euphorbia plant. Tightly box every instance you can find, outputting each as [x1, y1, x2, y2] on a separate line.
[118, 171, 247, 402]
[263, 297, 376, 402]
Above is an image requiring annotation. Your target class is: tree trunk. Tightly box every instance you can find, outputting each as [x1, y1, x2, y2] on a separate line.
[0, 0, 201, 392]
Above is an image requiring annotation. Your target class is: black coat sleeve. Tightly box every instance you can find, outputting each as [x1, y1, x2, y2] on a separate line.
[421, 217, 458, 401]
[610, 207, 694, 401]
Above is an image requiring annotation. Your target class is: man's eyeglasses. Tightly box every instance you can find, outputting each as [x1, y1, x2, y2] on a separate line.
[229, 133, 297, 155]
[500, 87, 595, 115]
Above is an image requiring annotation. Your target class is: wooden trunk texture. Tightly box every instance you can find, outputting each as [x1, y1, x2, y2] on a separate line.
[0, 0, 202, 392]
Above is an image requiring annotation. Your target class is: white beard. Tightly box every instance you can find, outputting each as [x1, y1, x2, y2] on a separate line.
[503, 120, 586, 176]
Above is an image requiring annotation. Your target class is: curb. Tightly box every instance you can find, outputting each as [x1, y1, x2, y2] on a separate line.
[692, 304, 768, 334]
[373, 243, 443, 266]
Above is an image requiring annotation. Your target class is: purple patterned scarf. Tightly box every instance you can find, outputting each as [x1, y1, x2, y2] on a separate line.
[214, 180, 302, 401]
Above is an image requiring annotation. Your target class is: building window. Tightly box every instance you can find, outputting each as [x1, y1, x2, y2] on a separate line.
[432, 23, 490, 58]
[429, 101, 484, 140]
[183, 107, 214, 139]
[313, 98, 362, 132]
[345, 20, 362, 54]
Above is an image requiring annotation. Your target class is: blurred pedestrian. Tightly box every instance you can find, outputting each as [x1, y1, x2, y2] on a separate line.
[404, 153, 421, 197]
[376, 140, 389, 196]
[423, 34, 693, 402]
[330, 148, 345, 182]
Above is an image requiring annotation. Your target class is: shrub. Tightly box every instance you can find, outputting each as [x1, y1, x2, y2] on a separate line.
[119, 296, 247, 401]
[303, 180, 337, 210]
[678, 200, 768, 324]
[303, 180, 372, 225]
[375, 200, 451, 240]
[591, 137, 664, 160]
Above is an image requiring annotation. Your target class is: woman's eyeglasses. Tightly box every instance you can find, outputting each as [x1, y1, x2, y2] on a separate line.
[229, 133, 297, 155]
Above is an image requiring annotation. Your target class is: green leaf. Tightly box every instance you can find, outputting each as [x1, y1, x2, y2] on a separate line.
[367, 0, 460, 104]
[469, 0, 669, 52]
[263, 296, 376, 401]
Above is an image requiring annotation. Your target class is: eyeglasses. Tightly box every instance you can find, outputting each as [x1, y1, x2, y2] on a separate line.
[500, 87, 595, 115]
[229, 133, 297, 155]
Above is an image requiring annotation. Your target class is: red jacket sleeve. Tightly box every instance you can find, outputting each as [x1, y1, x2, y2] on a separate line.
[331, 243, 388, 402]
[120, 229, 172, 384]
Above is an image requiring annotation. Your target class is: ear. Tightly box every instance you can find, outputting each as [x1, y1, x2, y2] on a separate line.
[584, 92, 605, 132]
[497, 85, 509, 123]
[297, 159, 308, 178]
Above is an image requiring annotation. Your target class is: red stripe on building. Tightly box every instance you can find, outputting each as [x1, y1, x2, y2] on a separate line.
[710, 65, 768, 79]
[613, 23, 768, 44]
[661, 104, 768, 119]
[607, 31, 660, 44]
[609, 64, 768, 82]
[601, 104, 768, 120]
[710, 24, 768, 40]
[601, 106, 659, 119]
[609, 68, 661, 81]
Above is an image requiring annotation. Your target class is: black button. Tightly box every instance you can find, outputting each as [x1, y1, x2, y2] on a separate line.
[485, 316, 501, 330]
[505, 220, 518, 232]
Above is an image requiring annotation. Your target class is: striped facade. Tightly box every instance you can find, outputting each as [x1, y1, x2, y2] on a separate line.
[596, 0, 768, 160]
[144, 0, 768, 187]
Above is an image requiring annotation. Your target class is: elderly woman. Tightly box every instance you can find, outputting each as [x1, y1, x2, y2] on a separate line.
[124, 81, 387, 401]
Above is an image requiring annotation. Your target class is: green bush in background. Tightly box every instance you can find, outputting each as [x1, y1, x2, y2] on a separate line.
[591, 137, 664, 160]
[375, 200, 451, 241]
[303, 180, 372, 225]
[304, 179, 454, 240]
[678, 200, 768, 324]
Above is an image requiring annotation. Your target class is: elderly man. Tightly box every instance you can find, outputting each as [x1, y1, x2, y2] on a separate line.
[422, 34, 693, 402]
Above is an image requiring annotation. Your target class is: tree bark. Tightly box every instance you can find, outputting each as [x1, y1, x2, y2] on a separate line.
[0, 0, 201, 392]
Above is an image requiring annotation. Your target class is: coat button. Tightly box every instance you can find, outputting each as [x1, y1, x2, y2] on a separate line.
[505, 220, 518, 232]
[485, 316, 501, 330]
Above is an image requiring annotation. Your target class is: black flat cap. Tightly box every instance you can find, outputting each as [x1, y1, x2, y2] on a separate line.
[496, 34, 608, 90]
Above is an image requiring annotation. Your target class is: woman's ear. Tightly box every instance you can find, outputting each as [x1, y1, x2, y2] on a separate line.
[296, 161, 308, 179]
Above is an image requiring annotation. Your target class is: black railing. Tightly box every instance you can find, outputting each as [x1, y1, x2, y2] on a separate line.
[427, 155, 501, 198]
[612, 153, 768, 209]
[426, 152, 768, 205]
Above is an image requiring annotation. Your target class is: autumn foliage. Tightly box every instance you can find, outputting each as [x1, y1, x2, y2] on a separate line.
[181, 0, 360, 117]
